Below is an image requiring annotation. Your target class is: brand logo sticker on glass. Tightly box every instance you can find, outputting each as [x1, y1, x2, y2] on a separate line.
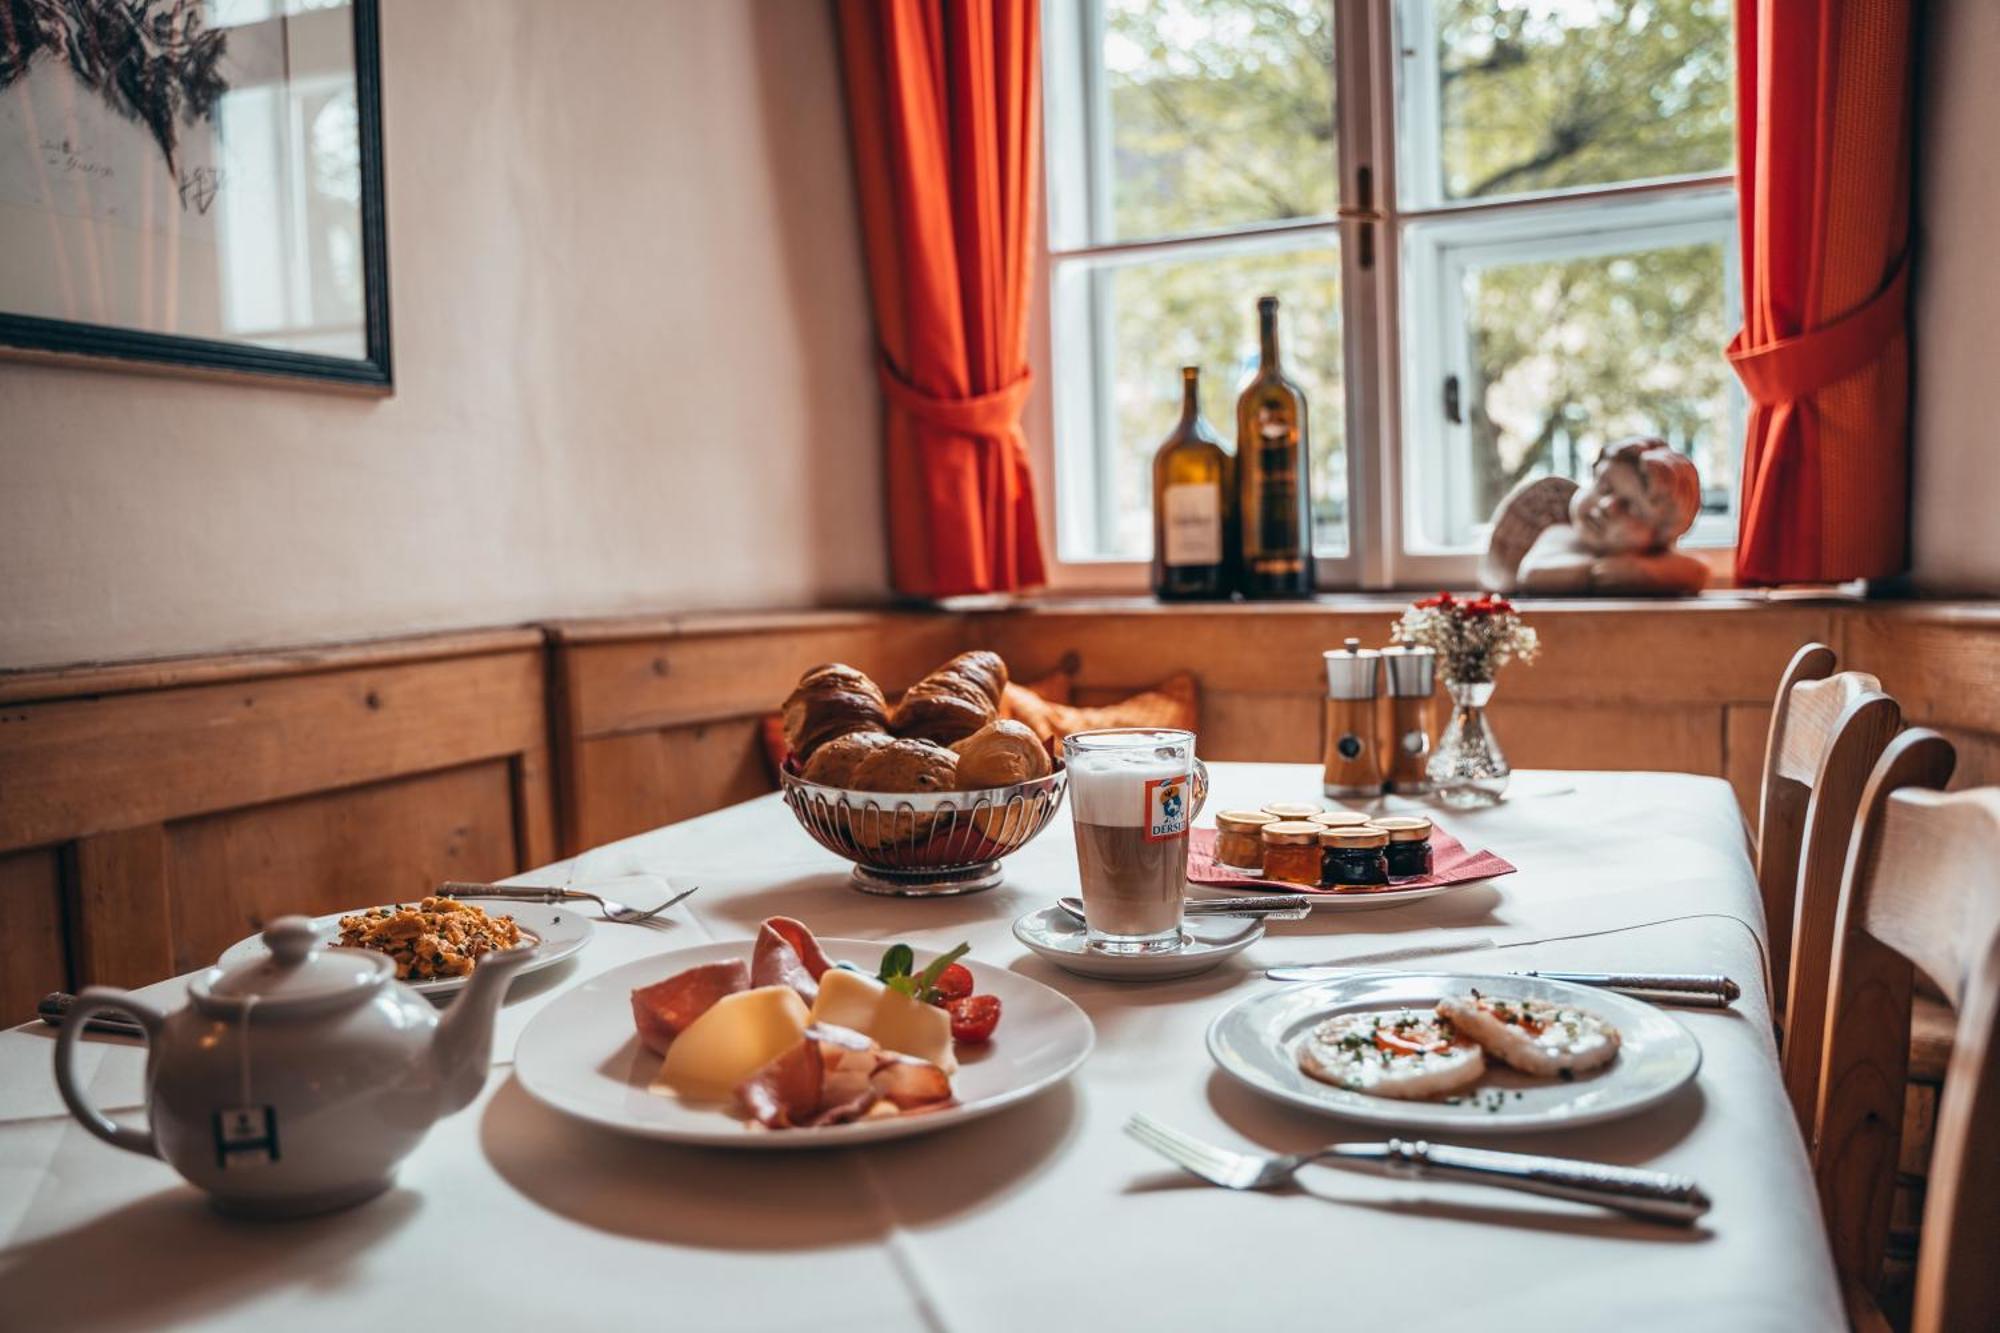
[1143, 774, 1189, 842]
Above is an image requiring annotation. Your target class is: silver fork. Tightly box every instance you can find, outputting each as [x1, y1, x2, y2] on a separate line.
[439, 879, 699, 927]
[1124, 1114, 1710, 1225]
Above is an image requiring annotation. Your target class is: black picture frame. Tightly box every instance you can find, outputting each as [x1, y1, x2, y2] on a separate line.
[0, 0, 393, 391]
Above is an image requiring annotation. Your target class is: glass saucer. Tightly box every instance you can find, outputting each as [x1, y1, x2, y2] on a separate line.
[1011, 905, 1263, 981]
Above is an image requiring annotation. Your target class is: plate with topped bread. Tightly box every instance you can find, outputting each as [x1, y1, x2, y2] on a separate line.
[777, 651, 1069, 895]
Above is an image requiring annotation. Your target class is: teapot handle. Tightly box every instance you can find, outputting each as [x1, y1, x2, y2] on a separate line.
[54, 987, 165, 1160]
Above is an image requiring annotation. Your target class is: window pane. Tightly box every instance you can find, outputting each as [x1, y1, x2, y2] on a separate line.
[1102, 0, 1336, 240]
[1415, 0, 1732, 202]
[1078, 242, 1346, 560]
[1423, 236, 1736, 549]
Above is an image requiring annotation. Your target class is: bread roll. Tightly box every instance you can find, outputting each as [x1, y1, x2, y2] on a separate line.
[800, 730, 896, 788]
[848, 737, 961, 794]
[890, 651, 1009, 745]
[782, 663, 889, 762]
[951, 719, 1052, 789]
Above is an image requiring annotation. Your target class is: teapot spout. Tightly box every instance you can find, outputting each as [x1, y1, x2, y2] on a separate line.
[430, 946, 535, 1116]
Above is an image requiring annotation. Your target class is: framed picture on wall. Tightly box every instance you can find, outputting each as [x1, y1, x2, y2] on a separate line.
[0, 0, 391, 388]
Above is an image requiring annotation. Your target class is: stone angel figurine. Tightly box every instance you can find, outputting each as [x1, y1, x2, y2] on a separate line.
[1480, 437, 1709, 596]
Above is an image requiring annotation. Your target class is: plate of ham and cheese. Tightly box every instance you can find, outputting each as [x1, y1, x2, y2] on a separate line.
[514, 917, 1094, 1147]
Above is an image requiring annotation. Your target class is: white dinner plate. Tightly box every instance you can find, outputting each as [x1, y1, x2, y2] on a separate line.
[217, 901, 594, 998]
[514, 939, 1095, 1148]
[1192, 879, 1484, 914]
[1012, 905, 1264, 980]
[1208, 971, 1701, 1134]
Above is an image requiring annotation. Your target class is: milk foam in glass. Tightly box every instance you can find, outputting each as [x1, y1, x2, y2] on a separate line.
[1062, 728, 1199, 954]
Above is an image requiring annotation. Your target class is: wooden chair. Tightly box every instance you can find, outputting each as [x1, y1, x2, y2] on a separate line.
[1812, 731, 1999, 1332]
[1755, 643, 1904, 1130]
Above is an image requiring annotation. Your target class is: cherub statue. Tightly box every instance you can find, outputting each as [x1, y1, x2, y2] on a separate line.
[1479, 437, 1709, 596]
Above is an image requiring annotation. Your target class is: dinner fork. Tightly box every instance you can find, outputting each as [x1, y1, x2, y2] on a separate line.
[1123, 1114, 1710, 1225]
[438, 879, 698, 926]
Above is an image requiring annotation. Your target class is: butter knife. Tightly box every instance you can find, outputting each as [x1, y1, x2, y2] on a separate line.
[1057, 895, 1312, 922]
[1263, 965, 1740, 1007]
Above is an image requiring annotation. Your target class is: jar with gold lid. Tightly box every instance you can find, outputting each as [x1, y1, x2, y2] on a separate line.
[1214, 810, 1278, 873]
[1262, 801, 1323, 821]
[1372, 815, 1434, 878]
[1320, 825, 1389, 888]
[1260, 821, 1324, 886]
[1308, 810, 1373, 830]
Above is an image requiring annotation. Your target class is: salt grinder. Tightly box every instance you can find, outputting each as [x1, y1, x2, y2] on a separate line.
[1322, 638, 1383, 798]
[1380, 643, 1437, 795]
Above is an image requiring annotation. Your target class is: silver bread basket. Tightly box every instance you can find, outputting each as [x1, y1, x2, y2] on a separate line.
[779, 761, 1068, 896]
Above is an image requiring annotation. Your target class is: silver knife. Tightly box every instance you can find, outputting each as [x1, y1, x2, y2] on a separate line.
[1057, 895, 1312, 922]
[1333, 1138, 1711, 1224]
[1264, 965, 1740, 1007]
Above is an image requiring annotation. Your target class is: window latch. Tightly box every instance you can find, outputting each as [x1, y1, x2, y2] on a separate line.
[1443, 375, 1463, 425]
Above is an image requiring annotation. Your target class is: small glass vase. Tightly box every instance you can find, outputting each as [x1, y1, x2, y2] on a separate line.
[1427, 679, 1509, 808]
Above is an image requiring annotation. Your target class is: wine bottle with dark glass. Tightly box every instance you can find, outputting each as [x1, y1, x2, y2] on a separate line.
[1151, 366, 1235, 600]
[1235, 295, 1314, 599]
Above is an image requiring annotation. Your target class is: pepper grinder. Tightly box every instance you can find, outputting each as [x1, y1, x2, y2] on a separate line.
[1380, 642, 1437, 795]
[1322, 638, 1383, 798]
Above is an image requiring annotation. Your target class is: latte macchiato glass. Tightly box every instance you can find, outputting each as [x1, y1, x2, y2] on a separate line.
[1063, 728, 1199, 955]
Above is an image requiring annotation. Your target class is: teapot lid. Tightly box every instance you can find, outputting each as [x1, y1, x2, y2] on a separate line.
[190, 916, 393, 1015]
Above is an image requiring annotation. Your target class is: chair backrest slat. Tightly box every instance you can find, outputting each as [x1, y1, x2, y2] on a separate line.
[1755, 643, 1903, 1132]
[1812, 731, 1997, 1333]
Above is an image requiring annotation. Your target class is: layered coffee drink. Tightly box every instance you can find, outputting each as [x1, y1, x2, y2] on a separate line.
[1063, 729, 1199, 954]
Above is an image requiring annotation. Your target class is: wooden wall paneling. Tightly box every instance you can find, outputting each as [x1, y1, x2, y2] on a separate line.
[0, 643, 550, 855]
[1195, 692, 1322, 764]
[1479, 700, 1724, 776]
[569, 717, 774, 852]
[165, 761, 520, 975]
[1839, 608, 2000, 738]
[556, 612, 968, 739]
[69, 825, 172, 987]
[978, 602, 1837, 707]
[1725, 705, 1773, 820]
[0, 847, 68, 1023]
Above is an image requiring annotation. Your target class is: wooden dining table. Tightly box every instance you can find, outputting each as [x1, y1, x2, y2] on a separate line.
[0, 765, 1843, 1331]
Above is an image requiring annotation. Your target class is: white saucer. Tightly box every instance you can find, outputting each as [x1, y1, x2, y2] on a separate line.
[1012, 905, 1264, 980]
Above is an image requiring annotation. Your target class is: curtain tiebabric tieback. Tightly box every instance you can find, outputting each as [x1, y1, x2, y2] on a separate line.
[1726, 254, 1910, 406]
[878, 358, 1033, 437]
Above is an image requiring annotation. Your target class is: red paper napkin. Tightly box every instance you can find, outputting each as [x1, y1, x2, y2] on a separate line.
[1187, 824, 1516, 895]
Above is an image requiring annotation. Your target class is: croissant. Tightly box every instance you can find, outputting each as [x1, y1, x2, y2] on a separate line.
[952, 719, 1052, 789]
[848, 737, 960, 794]
[800, 730, 897, 788]
[890, 651, 1009, 745]
[782, 663, 889, 762]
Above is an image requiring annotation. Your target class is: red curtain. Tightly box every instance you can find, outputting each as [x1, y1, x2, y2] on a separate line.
[1727, 1, 1916, 585]
[836, 0, 1048, 598]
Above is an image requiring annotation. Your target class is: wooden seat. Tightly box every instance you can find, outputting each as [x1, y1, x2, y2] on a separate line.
[1755, 643, 1903, 1131]
[1812, 731, 2000, 1332]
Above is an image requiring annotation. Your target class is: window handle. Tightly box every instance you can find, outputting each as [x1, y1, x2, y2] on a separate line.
[1443, 375, 1463, 425]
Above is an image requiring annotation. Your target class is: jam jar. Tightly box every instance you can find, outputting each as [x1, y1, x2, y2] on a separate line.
[1372, 816, 1434, 878]
[1262, 802, 1323, 822]
[1319, 825, 1390, 888]
[1214, 810, 1278, 873]
[1260, 821, 1325, 886]
[1308, 810, 1373, 831]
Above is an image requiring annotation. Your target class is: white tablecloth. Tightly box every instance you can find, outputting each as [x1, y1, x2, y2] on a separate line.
[0, 768, 1841, 1332]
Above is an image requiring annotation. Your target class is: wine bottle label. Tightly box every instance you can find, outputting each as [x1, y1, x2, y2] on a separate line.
[1162, 483, 1222, 566]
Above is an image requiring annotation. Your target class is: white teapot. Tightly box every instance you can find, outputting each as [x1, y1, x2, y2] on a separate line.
[54, 915, 533, 1218]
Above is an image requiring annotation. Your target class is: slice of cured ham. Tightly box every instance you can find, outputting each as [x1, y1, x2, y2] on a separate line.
[736, 1023, 955, 1129]
[751, 916, 835, 1002]
[629, 958, 750, 1055]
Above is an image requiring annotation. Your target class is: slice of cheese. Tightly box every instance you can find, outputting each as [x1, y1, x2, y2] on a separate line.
[653, 984, 810, 1102]
[807, 968, 956, 1073]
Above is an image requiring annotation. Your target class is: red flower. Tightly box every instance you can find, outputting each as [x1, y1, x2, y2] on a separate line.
[1414, 590, 1457, 610]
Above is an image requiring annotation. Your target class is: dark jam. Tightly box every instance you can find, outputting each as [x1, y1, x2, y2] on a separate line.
[1322, 843, 1389, 888]
[1384, 839, 1433, 878]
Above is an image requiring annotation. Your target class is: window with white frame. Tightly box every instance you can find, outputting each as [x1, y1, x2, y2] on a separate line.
[1042, 0, 1741, 587]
